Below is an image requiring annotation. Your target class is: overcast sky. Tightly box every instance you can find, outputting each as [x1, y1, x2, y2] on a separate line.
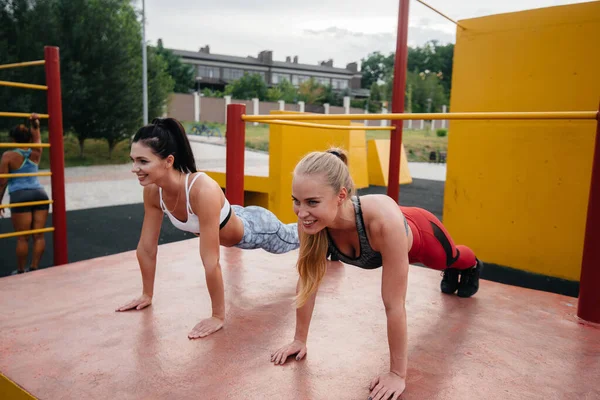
[136, 0, 586, 68]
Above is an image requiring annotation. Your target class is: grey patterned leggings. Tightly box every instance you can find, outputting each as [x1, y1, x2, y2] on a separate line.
[232, 205, 299, 254]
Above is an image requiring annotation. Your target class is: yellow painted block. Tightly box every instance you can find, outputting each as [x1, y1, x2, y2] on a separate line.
[444, 1, 600, 281]
[269, 112, 371, 223]
[202, 171, 271, 194]
[205, 111, 372, 224]
[0, 372, 36, 400]
[367, 140, 412, 186]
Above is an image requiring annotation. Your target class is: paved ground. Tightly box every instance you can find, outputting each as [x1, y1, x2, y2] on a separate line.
[1, 240, 598, 400]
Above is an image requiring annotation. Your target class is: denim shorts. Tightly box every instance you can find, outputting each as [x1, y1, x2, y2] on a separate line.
[9, 188, 50, 213]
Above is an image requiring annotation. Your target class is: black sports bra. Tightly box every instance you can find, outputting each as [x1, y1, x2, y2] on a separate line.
[327, 196, 409, 269]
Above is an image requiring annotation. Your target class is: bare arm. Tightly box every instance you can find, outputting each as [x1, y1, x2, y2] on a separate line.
[116, 185, 162, 311]
[368, 203, 410, 400]
[29, 113, 42, 163]
[136, 186, 163, 296]
[293, 278, 318, 343]
[379, 219, 410, 378]
[271, 274, 319, 365]
[186, 176, 229, 339]
[192, 181, 225, 320]
[0, 153, 10, 212]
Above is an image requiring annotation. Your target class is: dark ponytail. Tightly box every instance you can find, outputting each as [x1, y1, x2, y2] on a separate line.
[9, 124, 32, 144]
[132, 117, 197, 173]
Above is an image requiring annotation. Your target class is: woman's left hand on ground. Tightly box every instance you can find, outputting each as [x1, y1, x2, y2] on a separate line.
[368, 372, 406, 400]
[188, 316, 224, 339]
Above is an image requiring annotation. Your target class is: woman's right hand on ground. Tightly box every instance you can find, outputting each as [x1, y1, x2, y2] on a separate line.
[271, 340, 307, 365]
[115, 294, 152, 311]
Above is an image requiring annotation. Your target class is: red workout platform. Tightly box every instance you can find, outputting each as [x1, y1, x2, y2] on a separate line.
[1, 239, 598, 399]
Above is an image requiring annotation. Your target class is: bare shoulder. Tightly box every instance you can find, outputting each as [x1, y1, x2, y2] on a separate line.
[0, 150, 19, 169]
[359, 195, 405, 244]
[142, 184, 161, 209]
[188, 172, 223, 214]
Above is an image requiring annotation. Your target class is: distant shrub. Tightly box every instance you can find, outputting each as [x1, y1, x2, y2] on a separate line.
[436, 129, 447, 137]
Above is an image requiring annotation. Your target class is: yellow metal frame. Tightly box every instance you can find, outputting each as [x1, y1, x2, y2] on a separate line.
[0, 200, 53, 210]
[0, 60, 45, 70]
[0, 112, 49, 119]
[250, 119, 395, 131]
[0, 143, 50, 148]
[0, 80, 48, 90]
[0, 172, 51, 179]
[0, 227, 54, 240]
[243, 111, 598, 122]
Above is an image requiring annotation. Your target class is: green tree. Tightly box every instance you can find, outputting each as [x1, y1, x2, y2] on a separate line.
[407, 40, 454, 93]
[147, 46, 175, 122]
[224, 73, 268, 100]
[361, 40, 454, 98]
[0, 0, 57, 131]
[153, 39, 194, 93]
[405, 70, 447, 113]
[360, 51, 394, 89]
[0, 0, 173, 157]
[55, 0, 148, 156]
[266, 79, 297, 102]
[370, 82, 382, 101]
[297, 78, 325, 105]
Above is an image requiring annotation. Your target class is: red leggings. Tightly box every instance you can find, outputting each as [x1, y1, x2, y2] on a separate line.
[401, 206, 476, 271]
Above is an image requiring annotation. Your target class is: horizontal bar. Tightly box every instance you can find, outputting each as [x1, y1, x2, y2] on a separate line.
[0, 227, 54, 240]
[416, 0, 466, 30]
[0, 200, 53, 210]
[252, 119, 396, 131]
[242, 111, 598, 122]
[0, 143, 50, 148]
[0, 80, 47, 90]
[0, 60, 45, 70]
[0, 112, 49, 119]
[0, 172, 51, 178]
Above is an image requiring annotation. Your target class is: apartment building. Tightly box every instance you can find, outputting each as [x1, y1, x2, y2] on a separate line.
[171, 45, 370, 98]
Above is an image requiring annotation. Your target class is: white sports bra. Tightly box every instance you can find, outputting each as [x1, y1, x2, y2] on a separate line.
[159, 172, 232, 234]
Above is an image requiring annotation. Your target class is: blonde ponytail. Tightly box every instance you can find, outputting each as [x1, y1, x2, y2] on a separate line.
[295, 229, 329, 307]
[293, 147, 354, 307]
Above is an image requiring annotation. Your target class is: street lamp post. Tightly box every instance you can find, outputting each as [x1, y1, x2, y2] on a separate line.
[142, 0, 148, 125]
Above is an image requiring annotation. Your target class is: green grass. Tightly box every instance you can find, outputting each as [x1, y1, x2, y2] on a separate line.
[1, 131, 131, 169]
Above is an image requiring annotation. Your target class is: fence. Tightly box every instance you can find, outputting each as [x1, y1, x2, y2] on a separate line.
[166, 93, 449, 130]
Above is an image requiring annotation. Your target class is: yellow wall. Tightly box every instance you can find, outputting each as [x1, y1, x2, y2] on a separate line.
[269, 113, 369, 223]
[445, 2, 600, 281]
[204, 112, 371, 224]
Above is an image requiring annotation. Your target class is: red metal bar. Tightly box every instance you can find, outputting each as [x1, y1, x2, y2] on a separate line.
[387, 0, 410, 202]
[44, 46, 68, 266]
[577, 104, 600, 324]
[226, 103, 246, 206]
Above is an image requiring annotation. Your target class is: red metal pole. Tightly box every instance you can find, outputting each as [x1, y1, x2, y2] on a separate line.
[44, 46, 68, 266]
[577, 104, 600, 324]
[226, 103, 245, 206]
[387, 0, 410, 203]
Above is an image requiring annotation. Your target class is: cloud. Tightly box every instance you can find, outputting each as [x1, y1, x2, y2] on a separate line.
[301, 25, 454, 63]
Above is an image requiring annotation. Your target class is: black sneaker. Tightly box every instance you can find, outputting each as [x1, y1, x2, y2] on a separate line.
[440, 268, 460, 294]
[457, 259, 483, 298]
